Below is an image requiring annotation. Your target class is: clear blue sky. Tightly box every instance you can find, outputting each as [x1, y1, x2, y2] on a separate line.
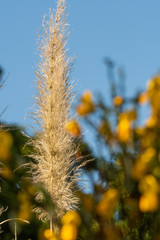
[0, 0, 160, 131]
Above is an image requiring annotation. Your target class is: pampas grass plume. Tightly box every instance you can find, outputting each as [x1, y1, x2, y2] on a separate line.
[29, 0, 84, 232]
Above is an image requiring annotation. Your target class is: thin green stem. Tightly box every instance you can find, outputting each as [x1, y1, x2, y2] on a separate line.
[15, 222, 17, 240]
[50, 217, 53, 232]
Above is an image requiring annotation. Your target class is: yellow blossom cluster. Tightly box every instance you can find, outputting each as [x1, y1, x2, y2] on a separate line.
[65, 120, 81, 137]
[138, 92, 148, 105]
[147, 75, 160, 112]
[0, 130, 13, 160]
[17, 192, 32, 221]
[0, 130, 13, 180]
[146, 75, 160, 126]
[76, 91, 95, 116]
[60, 211, 81, 240]
[43, 229, 57, 240]
[130, 75, 160, 213]
[117, 110, 136, 142]
[96, 188, 119, 219]
[132, 148, 156, 180]
[113, 95, 123, 107]
[139, 175, 159, 212]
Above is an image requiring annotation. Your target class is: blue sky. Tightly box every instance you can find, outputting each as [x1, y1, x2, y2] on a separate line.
[0, 0, 160, 131]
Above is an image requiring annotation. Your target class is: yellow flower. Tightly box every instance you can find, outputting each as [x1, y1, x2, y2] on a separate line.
[0, 130, 13, 148]
[113, 95, 123, 107]
[61, 211, 81, 227]
[138, 175, 159, 194]
[146, 115, 157, 128]
[81, 91, 93, 103]
[138, 175, 159, 212]
[132, 161, 146, 180]
[0, 130, 13, 160]
[18, 206, 32, 221]
[139, 192, 159, 212]
[65, 120, 81, 137]
[117, 115, 130, 142]
[60, 223, 77, 240]
[76, 91, 95, 116]
[141, 148, 156, 162]
[138, 92, 148, 105]
[44, 229, 57, 240]
[17, 192, 32, 221]
[76, 103, 94, 116]
[147, 75, 160, 113]
[96, 188, 119, 218]
[117, 110, 136, 142]
[132, 148, 156, 180]
[147, 75, 160, 93]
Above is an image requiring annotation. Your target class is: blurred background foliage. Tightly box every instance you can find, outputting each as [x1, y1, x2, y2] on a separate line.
[1, 61, 160, 240]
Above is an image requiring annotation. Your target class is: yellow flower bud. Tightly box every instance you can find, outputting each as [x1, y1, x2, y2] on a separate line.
[61, 211, 81, 227]
[117, 116, 130, 142]
[0, 130, 13, 160]
[96, 188, 119, 218]
[76, 91, 95, 116]
[138, 92, 148, 105]
[44, 229, 57, 240]
[60, 223, 77, 240]
[138, 175, 159, 194]
[113, 95, 123, 106]
[139, 192, 159, 212]
[65, 120, 81, 137]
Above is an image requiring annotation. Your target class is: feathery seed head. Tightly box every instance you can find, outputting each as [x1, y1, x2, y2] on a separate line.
[30, 0, 83, 224]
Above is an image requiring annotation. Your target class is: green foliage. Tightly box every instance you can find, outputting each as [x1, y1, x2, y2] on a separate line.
[0, 125, 54, 239]
[2, 62, 160, 240]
